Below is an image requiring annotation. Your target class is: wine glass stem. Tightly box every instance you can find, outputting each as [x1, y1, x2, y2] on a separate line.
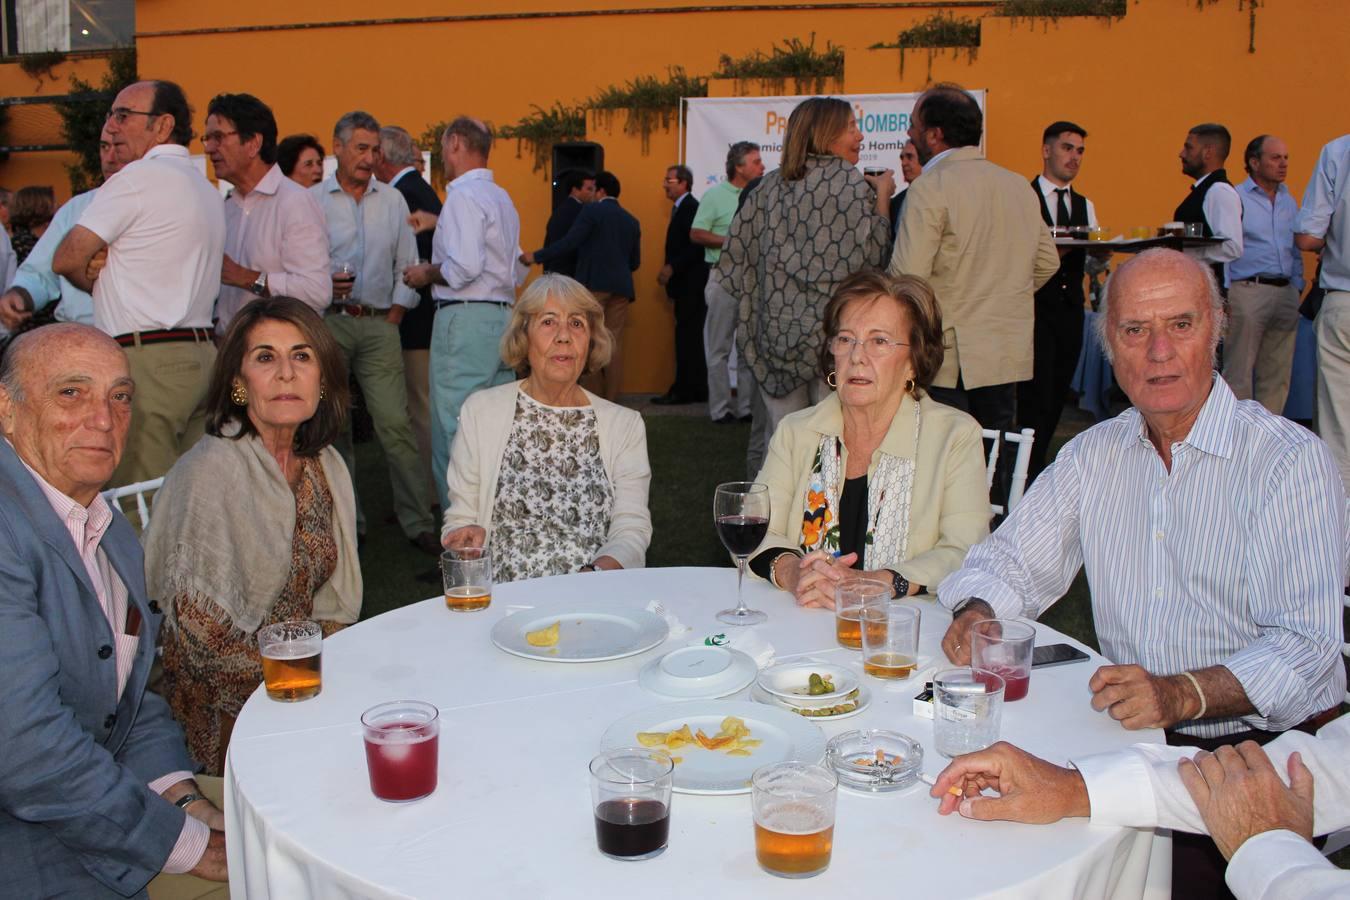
[735, 557, 748, 613]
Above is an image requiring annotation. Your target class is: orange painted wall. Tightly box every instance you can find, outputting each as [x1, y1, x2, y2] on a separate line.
[12, 0, 1339, 391]
[0, 55, 115, 204]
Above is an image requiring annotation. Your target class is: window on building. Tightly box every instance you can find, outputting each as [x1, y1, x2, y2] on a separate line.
[2, 0, 134, 57]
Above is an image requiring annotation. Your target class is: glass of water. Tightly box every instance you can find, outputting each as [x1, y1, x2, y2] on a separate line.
[932, 667, 1005, 758]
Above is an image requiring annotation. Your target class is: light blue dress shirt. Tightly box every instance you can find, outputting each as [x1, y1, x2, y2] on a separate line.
[940, 377, 1347, 738]
[311, 175, 419, 309]
[1231, 178, 1304, 291]
[1296, 134, 1350, 293]
[9, 189, 97, 326]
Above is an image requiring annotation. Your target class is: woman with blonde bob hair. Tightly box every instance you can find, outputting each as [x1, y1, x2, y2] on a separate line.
[722, 97, 896, 447]
[746, 270, 989, 608]
[441, 274, 652, 582]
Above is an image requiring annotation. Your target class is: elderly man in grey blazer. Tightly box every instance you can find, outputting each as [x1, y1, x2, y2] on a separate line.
[0, 323, 227, 898]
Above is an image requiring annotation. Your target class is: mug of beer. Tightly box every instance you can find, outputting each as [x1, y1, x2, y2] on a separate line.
[258, 620, 323, 701]
[442, 547, 492, 612]
[751, 761, 838, 878]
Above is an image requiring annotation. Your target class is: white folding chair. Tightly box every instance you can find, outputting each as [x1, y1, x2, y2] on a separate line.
[981, 427, 1036, 517]
[101, 477, 165, 530]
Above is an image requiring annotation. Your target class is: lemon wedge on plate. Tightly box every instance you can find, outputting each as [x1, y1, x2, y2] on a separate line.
[525, 621, 560, 647]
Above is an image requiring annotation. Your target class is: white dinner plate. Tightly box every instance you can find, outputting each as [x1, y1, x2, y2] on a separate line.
[756, 660, 861, 704]
[490, 605, 668, 663]
[750, 683, 872, 722]
[600, 701, 827, 795]
[638, 646, 758, 700]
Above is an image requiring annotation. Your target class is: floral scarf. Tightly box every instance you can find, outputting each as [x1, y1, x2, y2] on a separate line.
[799, 400, 919, 571]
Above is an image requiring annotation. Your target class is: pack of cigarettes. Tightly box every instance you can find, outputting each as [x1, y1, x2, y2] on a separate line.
[913, 682, 935, 719]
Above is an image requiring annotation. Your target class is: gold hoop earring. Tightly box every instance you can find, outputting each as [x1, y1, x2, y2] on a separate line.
[905, 378, 916, 395]
[826, 371, 838, 388]
[231, 382, 248, 406]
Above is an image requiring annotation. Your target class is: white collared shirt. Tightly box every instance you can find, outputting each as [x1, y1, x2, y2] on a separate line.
[77, 143, 226, 335]
[1035, 174, 1098, 228]
[1187, 172, 1245, 280]
[430, 167, 526, 303]
[217, 164, 331, 332]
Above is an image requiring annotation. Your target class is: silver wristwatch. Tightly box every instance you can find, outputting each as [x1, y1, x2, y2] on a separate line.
[249, 272, 268, 296]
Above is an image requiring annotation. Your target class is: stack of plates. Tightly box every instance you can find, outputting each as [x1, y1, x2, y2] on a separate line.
[752, 661, 871, 721]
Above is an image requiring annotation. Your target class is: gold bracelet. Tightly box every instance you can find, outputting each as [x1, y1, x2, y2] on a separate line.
[768, 552, 794, 589]
[1180, 670, 1207, 720]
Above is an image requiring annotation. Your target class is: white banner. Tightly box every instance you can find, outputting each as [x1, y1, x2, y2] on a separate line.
[683, 91, 986, 198]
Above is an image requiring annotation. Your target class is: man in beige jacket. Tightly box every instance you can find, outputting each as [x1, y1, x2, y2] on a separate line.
[889, 84, 1059, 506]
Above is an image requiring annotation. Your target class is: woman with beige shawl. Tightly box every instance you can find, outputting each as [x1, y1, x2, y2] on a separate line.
[144, 298, 362, 775]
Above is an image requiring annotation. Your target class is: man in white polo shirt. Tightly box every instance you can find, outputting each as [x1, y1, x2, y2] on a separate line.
[53, 79, 225, 488]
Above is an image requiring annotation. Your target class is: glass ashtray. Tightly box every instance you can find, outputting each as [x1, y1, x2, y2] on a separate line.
[825, 729, 923, 793]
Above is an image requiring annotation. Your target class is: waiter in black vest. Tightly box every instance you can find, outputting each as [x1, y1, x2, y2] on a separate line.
[1175, 123, 1244, 293]
[1018, 121, 1098, 482]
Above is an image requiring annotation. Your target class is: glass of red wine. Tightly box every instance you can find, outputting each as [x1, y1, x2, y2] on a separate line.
[590, 748, 674, 861]
[714, 481, 770, 626]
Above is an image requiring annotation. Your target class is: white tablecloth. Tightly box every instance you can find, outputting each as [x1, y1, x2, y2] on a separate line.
[225, 567, 1170, 899]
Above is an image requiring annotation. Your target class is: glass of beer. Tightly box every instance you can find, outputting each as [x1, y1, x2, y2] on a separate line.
[970, 618, 1035, 702]
[361, 700, 440, 802]
[860, 601, 921, 679]
[834, 578, 890, 650]
[933, 667, 1005, 758]
[752, 761, 837, 878]
[442, 547, 491, 612]
[257, 620, 322, 702]
[589, 748, 674, 861]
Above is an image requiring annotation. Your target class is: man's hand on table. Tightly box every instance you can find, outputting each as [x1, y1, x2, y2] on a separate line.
[189, 829, 229, 882]
[1089, 664, 1198, 730]
[1178, 742, 1315, 860]
[442, 525, 486, 551]
[940, 598, 996, 664]
[931, 741, 1091, 823]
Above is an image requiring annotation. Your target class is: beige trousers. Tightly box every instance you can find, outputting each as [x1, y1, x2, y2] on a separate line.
[111, 337, 215, 488]
[582, 291, 631, 401]
[146, 775, 229, 899]
[1315, 290, 1350, 491]
[402, 347, 436, 504]
[1221, 280, 1299, 414]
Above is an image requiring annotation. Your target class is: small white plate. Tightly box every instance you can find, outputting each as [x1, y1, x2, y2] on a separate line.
[751, 683, 872, 722]
[601, 701, 827, 795]
[638, 646, 757, 700]
[490, 605, 668, 663]
[756, 661, 861, 704]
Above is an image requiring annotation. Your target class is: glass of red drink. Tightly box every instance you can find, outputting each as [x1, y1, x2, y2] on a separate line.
[969, 619, 1035, 702]
[589, 748, 674, 861]
[361, 700, 440, 802]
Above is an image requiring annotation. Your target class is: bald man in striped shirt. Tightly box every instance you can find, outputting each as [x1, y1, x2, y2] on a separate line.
[937, 248, 1346, 893]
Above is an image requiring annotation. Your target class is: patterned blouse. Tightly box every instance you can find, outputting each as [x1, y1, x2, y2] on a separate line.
[490, 389, 614, 583]
[161, 457, 341, 775]
[721, 155, 892, 397]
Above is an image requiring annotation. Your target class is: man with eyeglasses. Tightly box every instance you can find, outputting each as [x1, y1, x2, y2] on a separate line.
[53, 80, 225, 490]
[205, 93, 329, 334]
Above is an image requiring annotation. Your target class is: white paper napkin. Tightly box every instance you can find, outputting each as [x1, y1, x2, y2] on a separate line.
[645, 600, 691, 639]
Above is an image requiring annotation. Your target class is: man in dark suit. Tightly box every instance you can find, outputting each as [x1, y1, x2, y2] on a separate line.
[0, 324, 227, 897]
[541, 169, 595, 279]
[377, 125, 439, 504]
[653, 164, 708, 405]
[524, 170, 641, 401]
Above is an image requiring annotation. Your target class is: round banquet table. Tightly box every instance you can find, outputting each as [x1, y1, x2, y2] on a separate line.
[225, 567, 1170, 899]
